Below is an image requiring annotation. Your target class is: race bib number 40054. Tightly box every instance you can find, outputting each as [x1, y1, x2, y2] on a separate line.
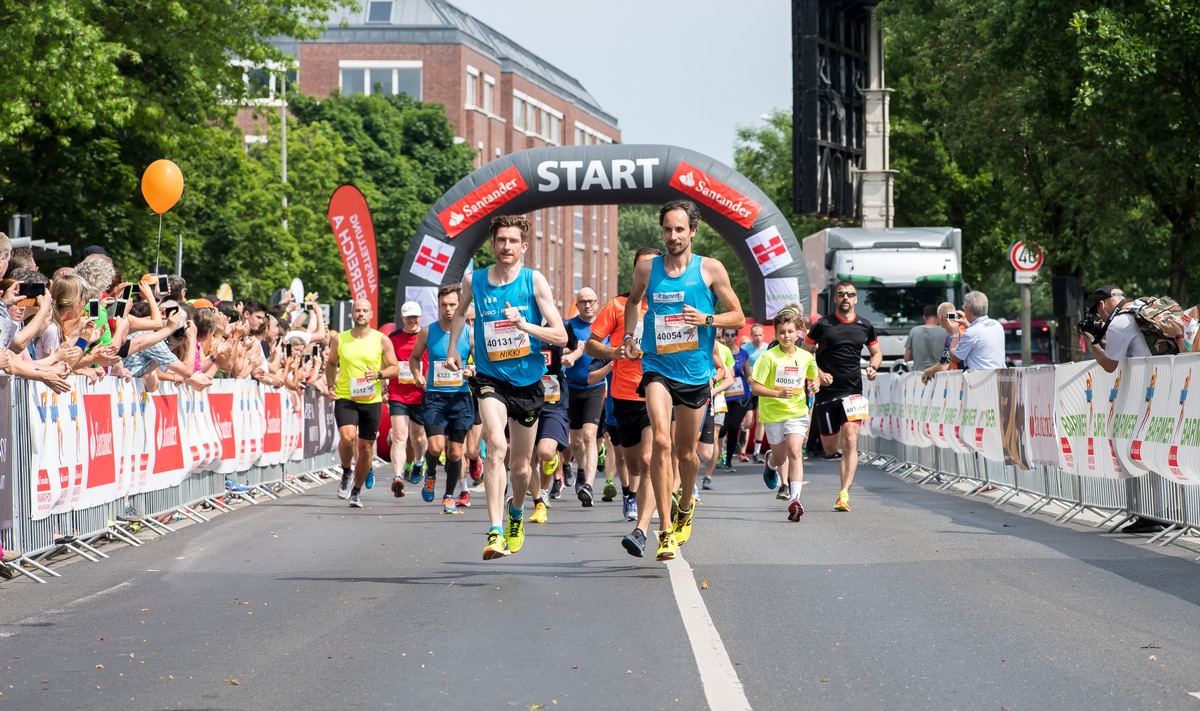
[654, 313, 698, 354]
[484, 320, 530, 361]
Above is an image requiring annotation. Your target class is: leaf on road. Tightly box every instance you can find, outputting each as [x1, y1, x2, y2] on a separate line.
[95, 665, 103, 670]
[1141, 643, 1162, 649]
[224, 678, 240, 685]
[700, 579, 708, 590]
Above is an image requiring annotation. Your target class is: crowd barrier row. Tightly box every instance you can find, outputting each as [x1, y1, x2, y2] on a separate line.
[857, 354, 1200, 547]
[1, 376, 337, 581]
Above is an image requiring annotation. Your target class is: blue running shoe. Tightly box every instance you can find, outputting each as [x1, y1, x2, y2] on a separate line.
[225, 479, 251, 494]
[421, 474, 437, 503]
[408, 460, 425, 485]
[622, 495, 638, 522]
[762, 463, 779, 490]
[365, 468, 375, 490]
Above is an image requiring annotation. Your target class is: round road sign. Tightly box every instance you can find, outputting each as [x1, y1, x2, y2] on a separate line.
[1009, 242, 1044, 272]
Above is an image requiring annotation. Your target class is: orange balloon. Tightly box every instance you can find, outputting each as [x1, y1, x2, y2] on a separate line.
[141, 159, 184, 214]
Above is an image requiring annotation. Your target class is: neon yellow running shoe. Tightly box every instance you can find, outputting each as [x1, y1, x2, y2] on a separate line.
[835, 489, 851, 512]
[540, 453, 559, 478]
[655, 530, 678, 561]
[673, 504, 695, 545]
[505, 512, 526, 554]
[530, 501, 548, 524]
[482, 530, 508, 560]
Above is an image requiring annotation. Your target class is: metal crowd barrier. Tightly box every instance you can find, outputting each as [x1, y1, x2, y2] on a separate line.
[1, 377, 336, 583]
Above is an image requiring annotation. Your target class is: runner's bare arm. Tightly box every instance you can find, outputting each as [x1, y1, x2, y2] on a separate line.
[410, 327, 428, 389]
[698, 257, 745, 330]
[865, 341, 882, 381]
[445, 271, 472, 371]
[376, 333, 400, 380]
[711, 349, 734, 396]
[518, 271, 568, 347]
[623, 259, 651, 338]
[586, 334, 624, 361]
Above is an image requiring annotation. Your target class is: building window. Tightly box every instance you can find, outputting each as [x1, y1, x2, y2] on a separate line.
[574, 247, 584, 292]
[483, 75, 495, 114]
[367, 0, 393, 23]
[466, 67, 478, 108]
[339, 61, 423, 99]
[550, 115, 561, 144]
[535, 210, 543, 237]
[573, 207, 583, 247]
[548, 208, 556, 242]
[514, 97, 525, 130]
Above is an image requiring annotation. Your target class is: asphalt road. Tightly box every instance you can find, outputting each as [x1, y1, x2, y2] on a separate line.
[4, 456, 1200, 710]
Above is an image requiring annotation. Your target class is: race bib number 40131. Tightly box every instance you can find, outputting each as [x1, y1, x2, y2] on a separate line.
[484, 320, 530, 361]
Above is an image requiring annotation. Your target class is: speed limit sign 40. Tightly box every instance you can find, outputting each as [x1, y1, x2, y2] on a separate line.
[1009, 242, 1044, 272]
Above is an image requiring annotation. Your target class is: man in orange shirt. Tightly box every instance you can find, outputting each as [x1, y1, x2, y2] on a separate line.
[586, 247, 661, 557]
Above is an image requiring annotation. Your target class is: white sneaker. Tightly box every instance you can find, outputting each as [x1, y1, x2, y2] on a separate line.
[337, 471, 352, 500]
[348, 493, 363, 508]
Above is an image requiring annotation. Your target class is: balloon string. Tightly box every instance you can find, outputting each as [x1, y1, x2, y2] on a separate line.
[155, 212, 163, 274]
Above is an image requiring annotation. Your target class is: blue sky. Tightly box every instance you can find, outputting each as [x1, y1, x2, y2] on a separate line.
[447, 0, 793, 168]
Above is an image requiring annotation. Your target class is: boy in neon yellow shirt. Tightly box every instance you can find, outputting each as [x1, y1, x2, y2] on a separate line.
[751, 308, 819, 521]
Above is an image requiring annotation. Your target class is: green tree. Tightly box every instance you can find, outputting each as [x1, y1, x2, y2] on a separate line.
[616, 204, 663, 293]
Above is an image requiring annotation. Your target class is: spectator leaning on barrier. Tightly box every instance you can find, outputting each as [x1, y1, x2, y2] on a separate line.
[945, 291, 1005, 371]
[905, 304, 946, 373]
[1084, 286, 1152, 373]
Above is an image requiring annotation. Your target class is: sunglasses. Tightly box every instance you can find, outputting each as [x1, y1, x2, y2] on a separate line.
[835, 290, 857, 297]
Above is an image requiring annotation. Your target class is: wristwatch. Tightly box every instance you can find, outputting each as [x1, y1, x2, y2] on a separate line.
[704, 314, 714, 327]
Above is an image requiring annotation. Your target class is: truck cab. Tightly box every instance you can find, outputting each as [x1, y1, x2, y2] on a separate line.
[803, 227, 964, 371]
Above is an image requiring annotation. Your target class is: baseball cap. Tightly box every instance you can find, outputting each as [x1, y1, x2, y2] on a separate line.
[400, 301, 422, 318]
[192, 298, 215, 309]
[81, 245, 109, 259]
[1090, 285, 1124, 312]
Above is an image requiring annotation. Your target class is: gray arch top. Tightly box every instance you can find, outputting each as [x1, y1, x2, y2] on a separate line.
[396, 144, 808, 322]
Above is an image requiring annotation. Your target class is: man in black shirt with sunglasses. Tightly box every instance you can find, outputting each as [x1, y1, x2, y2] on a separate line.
[803, 280, 882, 513]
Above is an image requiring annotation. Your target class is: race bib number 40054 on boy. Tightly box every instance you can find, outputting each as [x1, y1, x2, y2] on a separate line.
[484, 320, 531, 361]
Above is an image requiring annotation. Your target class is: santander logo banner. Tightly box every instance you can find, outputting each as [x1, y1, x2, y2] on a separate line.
[327, 185, 380, 327]
[83, 394, 116, 488]
[209, 392, 235, 462]
[438, 166, 528, 238]
[152, 394, 184, 475]
[669, 161, 761, 228]
[263, 392, 282, 455]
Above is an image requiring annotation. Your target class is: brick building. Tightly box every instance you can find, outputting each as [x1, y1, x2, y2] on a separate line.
[264, 0, 622, 307]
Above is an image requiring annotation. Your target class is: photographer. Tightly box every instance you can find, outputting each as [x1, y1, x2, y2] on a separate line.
[1083, 286, 1150, 374]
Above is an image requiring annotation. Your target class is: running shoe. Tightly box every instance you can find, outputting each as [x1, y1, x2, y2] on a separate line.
[404, 462, 420, 485]
[391, 477, 406, 498]
[337, 470, 352, 499]
[563, 463, 576, 488]
[621, 528, 647, 557]
[702, 476, 714, 490]
[776, 484, 789, 501]
[421, 474, 437, 503]
[549, 477, 563, 500]
[672, 504, 694, 545]
[403, 462, 413, 482]
[225, 479, 251, 493]
[738, 453, 749, 463]
[623, 495, 638, 522]
[540, 453, 560, 478]
[597, 442, 606, 470]
[365, 468, 375, 490]
[578, 483, 593, 507]
[835, 490, 851, 512]
[602, 478, 617, 502]
[539, 489, 552, 509]
[505, 512, 525, 554]
[469, 458, 483, 484]
[118, 505, 145, 523]
[788, 498, 805, 521]
[483, 530, 508, 560]
[655, 530, 679, 561]
[409, 460, 425, 485]
[671, 489, 680, 521]
[821, 451, 843, 460]
[762, 463, 779, 490]
[348, 493, 364, 508]
[530, 501, 548, 524]
[455, 491, 471, 508]
[441, 496, 461, 515]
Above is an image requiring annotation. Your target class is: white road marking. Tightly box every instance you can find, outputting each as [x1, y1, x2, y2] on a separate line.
[19, 579, 136, 624]
[666, 555, 753, 711]
[1188, 692, 1200, 701]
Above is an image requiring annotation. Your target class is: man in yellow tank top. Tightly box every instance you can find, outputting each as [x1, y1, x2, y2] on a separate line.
[326, 299, 401, 508]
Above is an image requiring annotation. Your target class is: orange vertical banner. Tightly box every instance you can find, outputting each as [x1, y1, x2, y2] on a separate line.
[327, 185, 380, 326]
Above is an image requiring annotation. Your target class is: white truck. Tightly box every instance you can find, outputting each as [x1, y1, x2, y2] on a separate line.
[802, 226, 964, 371]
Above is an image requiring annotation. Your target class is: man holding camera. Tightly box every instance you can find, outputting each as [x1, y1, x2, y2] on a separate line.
[1083, 286, 1151, 373]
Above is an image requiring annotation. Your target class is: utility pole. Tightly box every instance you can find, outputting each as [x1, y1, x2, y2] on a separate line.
[281, 68, 288, 233]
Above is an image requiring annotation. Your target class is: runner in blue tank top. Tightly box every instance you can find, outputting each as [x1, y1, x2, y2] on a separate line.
[446, 215, 567, 561]
[409, 284, 476, 514]
[622, 200, 744, 562]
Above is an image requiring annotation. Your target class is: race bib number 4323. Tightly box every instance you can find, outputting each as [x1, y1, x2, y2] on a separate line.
[484, 320, 530, 361]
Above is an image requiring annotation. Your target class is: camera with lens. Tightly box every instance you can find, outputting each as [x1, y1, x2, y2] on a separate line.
[1079, 310, 1107, 343]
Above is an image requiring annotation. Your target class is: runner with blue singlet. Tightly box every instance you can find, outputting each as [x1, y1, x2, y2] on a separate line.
[622, 200, 744, 562]
[446, 215, 567, 560]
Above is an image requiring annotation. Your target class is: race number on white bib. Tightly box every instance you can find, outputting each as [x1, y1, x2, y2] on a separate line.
[396, 361, 415, 385]
[654, 313, 698, 354]
[350, 377, 376, 401]
[542, 375, 562, 404]
[431, 360, 462, 389]
[774, 365, 801, 391]
[484, 320, 530, 361]
[726, 377, 745, 398]
[843, 394, 870, 422]
[713, 392, 728, 413]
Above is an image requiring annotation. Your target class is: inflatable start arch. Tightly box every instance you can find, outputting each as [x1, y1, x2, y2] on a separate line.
[397, 144, 809, 322]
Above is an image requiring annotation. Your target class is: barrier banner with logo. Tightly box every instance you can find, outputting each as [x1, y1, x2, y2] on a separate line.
[1153, 354, 1200, 485]
[942, 372, 971, 454]
[997, 368, 1031, 470]
[1023, 366, 1060, 467]
[0, 376, 13, 531]
[917, 376, 938, 448]
[1055, 362, 1126, 478]
[327, 184, 379, 326]
[1113, 358, 1160, 477]
[924, 372, 953, 449]
[1126, 355, 1200, 484]
[962, 370, 1004, 461]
